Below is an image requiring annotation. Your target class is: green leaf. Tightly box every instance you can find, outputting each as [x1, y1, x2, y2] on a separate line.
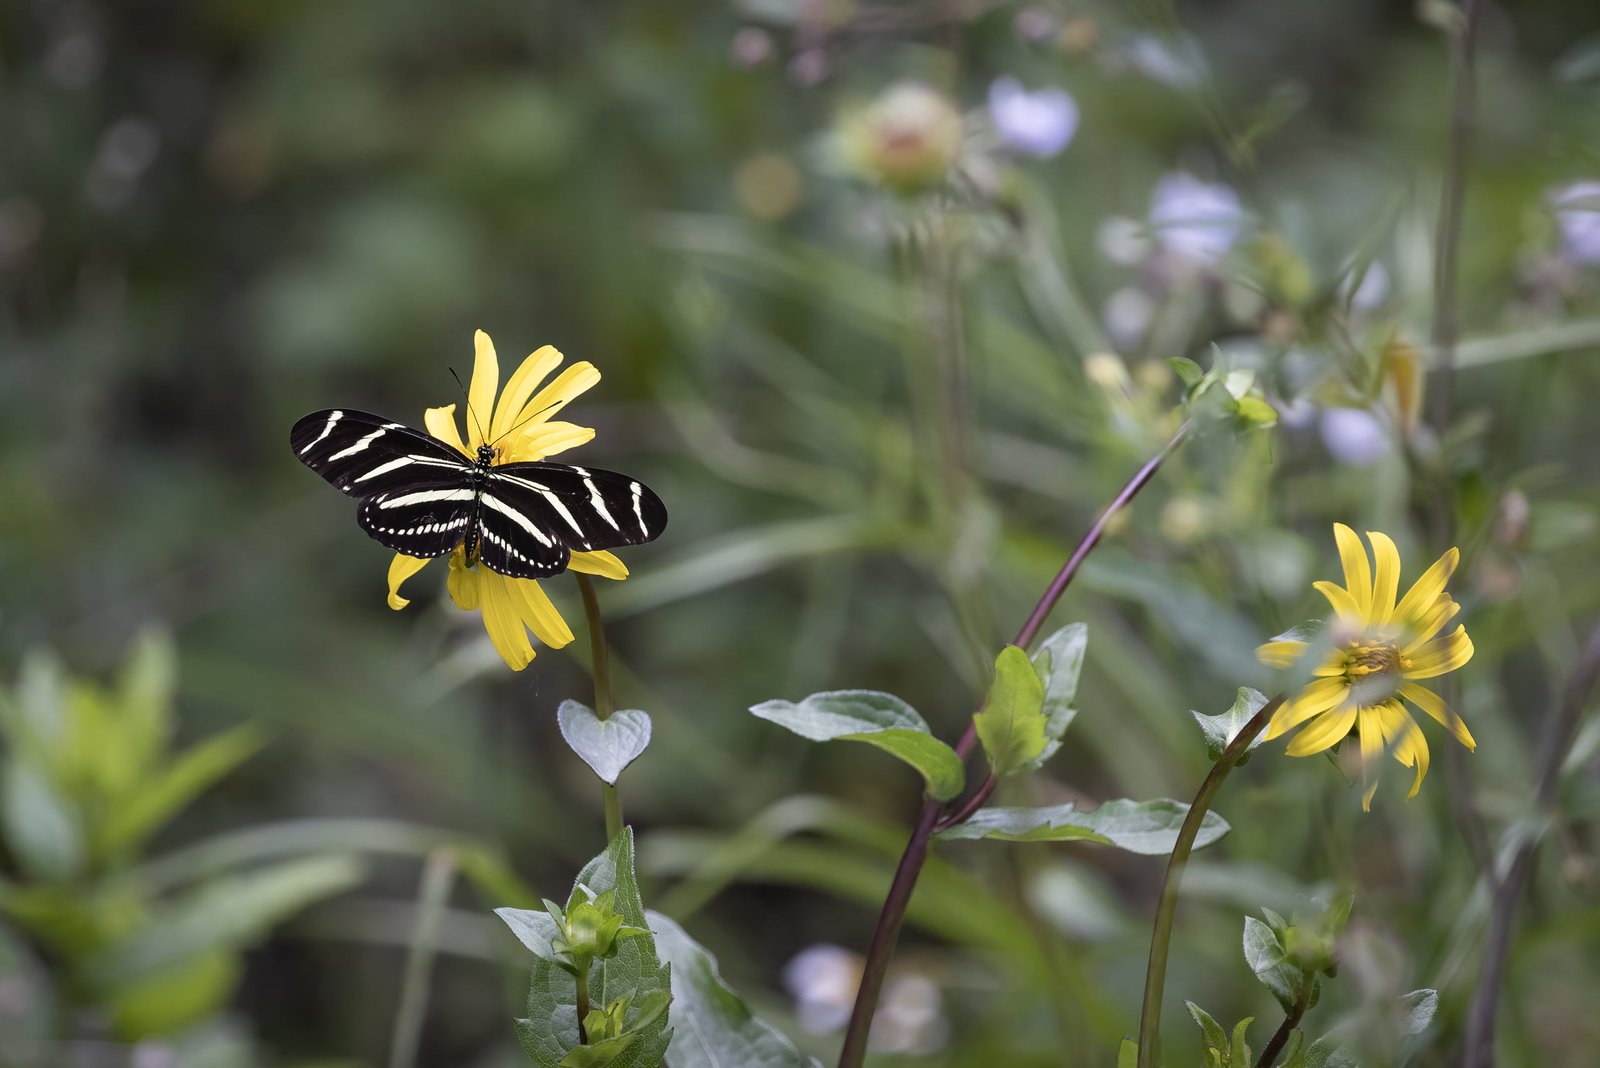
[1191, 688, 1271, 764]
[649, 911, 807, 1068]
[1187, 1001, 1227, 1052]
[1242, 916, 1304, 1013]
[1028, 622, 1086, 768]
[974, 646, 1048, 777]
[1229, 1018, 1254, 1065]
[107, 948, 240, 1040]
[558, 1032, 640, 1068]
[1233, 394, 1279, 427]
[99, 724, 267, 857]
[1117, 1038, 1138, 1068]
[1170, 357, 1205, 388]
[115, 628, 178, 781]
[557, 701, 653, 787]
[515, 830, 673, 1068]
[88, 855, 365, 989]
[936, 799, 1231, 854]
[1400, 988, 1438, 1035]
[498, 906, 562, 960]
[749, 691, 964, 800]
[1, 759, 84, 881]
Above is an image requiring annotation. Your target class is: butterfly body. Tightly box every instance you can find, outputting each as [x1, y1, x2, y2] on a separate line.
[291, 408, 667, 578]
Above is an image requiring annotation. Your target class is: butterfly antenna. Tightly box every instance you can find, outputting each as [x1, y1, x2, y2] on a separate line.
[448, 366, 491, 445]
[487, 398, 564, 450]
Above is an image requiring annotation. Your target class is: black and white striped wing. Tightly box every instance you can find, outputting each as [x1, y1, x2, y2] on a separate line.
[291, 408, 469, 498]
[476, 462, 668, 578]
[292, 408, 475, 559]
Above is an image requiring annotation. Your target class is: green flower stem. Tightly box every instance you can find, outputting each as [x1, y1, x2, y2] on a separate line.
[1255, 968, 1314, 1068]
[387, 848, 457, 1068]
[574, 960, 592, 1045]
[1136, 694, 1283, 1068]
[837, 425, 1191, 1068]
[576, 574, 623, 841]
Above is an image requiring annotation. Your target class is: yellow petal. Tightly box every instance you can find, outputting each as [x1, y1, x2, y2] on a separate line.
[1264, 677, 1348, 739]
[1402, 596, 1460, 650]
[504, 577, 575, 649]
[387, 554, 433, 610]
[1366, 531, 1401, 624]
[569, 550, 629, 581]
[1385, 704, 1430, 799]
[1394, 547, 1459, 626]
[1400, 682, 1476, 750]
[1313, 580, 1364, 624]
[1284, 702, 1357, 756]
[479, 572, 534, 670]
[1257, 639, 1307, 668]
[490, 345, 563, 442]
[502, 421, 596, 463]
[1357, 706, 1384, 810]
[1333, 524, 1373, 620]
[424, 405, 471, 458]
[447, 552, 481, 611]
[465, 330, 500, 448]
[1403, 626, 1474, 679]
[512, 361, 600, 428]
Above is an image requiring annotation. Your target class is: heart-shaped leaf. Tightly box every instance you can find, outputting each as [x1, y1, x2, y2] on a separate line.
[558, 701, 652, 786]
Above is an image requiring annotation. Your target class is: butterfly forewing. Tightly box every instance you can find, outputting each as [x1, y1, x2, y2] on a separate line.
[488, 462, 668, 552]
[291, 409, 468, 498]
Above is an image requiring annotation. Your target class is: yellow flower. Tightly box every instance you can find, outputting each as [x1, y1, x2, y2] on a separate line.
[1258, 524, 1475, 809]
[386, 330, 630, 671]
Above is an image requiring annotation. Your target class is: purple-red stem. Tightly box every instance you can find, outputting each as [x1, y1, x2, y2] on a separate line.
[835, 423, 1190, 1068]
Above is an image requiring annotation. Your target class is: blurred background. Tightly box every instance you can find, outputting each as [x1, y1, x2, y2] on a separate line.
[4, 0, 1600, 1065]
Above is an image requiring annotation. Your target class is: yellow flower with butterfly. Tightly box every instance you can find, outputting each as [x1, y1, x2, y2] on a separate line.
[292, 330, 667, 670]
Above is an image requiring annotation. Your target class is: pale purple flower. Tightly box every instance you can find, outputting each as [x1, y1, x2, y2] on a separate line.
[783, 945, 859, 1033]
[1320, 407, 1390, 467]
[1350, 261, 1390, 311]
[1149, 171, 1242, 264]
[1550, 180, 1600, 265]
[988, 77, 1079, 158]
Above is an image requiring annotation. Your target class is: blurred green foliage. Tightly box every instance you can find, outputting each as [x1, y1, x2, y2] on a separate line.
[4, 0, 1600, 1064]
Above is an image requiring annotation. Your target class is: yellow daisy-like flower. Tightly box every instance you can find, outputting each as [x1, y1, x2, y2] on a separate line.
[385, 330, 629, 671]
[1258, 523, 1476, 809]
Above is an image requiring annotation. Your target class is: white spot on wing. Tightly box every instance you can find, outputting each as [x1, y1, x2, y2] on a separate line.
[329, 426, 387, 461]
[378, 488, 475, 508]
[585, 477, 620, 531]
[630, 481, 646, 537]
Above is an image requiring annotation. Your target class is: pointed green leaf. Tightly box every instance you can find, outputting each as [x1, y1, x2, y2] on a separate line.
[99, 724, 267, 857]
[936, 799, 1231, 854]
[750, 692, 964, 800]
[1117, 1038, 1138, 1068]
[1027, 623, 1086, 768]
[1, 759, 83, 881]
[649, 911, 807, 1068]
[1192, 688, 1271, 763]
[1243, 916, 1303, 1013]
[557, 701, 653, 786]
[1170, 357, 1205, 388]
[1229, 1017, 1254, 1065]
[1187, 1001, 1227, 1052]
[497, 906, 562, 960]
[974, 646, 1048, 777]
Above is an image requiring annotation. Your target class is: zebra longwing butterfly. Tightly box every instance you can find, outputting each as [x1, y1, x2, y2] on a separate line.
[291, 408, 667, 578]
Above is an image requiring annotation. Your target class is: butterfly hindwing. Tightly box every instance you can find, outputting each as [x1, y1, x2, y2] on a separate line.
[291, 408, 468, 499]
[357, 488, 478, 559]
[473, 483, 572, 579]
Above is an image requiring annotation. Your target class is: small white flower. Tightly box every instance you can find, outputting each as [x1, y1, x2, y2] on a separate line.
[1550, 180, 1600, 266]
[1097, 215, 1151, 266]
[1125, 35, 1204, 89]
[1104, 287, 1155, 349]
[783, 944, 861, 1034]
[1149, 171, 1243, 264]
[1320, 407, 1390, 467]
[988, 77, 1079, 158]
